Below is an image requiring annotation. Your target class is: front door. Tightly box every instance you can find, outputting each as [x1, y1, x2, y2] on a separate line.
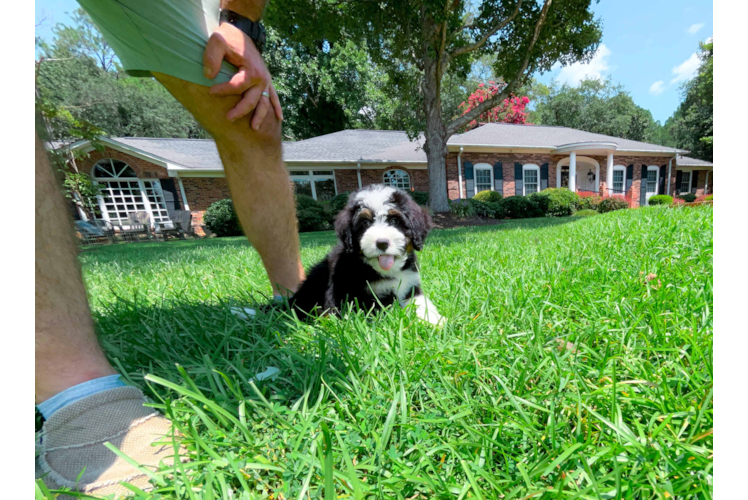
[645, 167, 659, 205]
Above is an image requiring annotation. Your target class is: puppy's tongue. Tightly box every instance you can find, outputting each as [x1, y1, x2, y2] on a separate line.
[378, 254, 395, 271]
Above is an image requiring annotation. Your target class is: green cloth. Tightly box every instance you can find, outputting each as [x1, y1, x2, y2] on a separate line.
[77, 0, 236, 87]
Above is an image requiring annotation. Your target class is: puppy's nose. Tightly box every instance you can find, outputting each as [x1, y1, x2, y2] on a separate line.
[376, 239, 390, 251]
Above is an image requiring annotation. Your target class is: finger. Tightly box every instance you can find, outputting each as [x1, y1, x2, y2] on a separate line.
[251, 97, 270, 130]
[269, 85, 283, 121]
[210, 68, 253, 96]
[203, 33, 227, 79]
[227, 85, 263, 121]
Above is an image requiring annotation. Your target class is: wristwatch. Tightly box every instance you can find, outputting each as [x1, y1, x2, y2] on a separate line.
[219, 9, 267, 54]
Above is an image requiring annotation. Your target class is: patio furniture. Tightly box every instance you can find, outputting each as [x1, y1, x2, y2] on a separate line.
[158, 210, 193, 240]
[121, 211, 152, 242]
[75, 220, 120, 245]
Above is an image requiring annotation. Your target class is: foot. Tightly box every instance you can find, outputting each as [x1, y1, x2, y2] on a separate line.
[35, 386, 186, 498]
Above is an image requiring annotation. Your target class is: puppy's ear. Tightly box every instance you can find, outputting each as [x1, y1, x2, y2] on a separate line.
[393, 190, 433, 251]
[334, 199, 358, 253]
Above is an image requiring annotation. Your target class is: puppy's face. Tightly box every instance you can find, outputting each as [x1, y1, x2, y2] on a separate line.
[335, 185, 432, 275]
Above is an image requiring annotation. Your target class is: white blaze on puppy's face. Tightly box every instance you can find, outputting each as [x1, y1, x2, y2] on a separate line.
[355, 186, 407, 273]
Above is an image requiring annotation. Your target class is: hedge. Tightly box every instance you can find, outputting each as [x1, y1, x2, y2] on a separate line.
[530, 188, 579, 217]
[472, 190, 503, 203]
[203, 199, 243, 237]
[648, 195, 673, 206]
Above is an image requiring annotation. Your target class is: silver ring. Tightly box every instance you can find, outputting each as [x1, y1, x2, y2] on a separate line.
[261, 91, 270, 98]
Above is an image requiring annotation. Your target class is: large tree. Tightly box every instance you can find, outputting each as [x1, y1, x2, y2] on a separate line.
[532, 78, 662, 143]
[268, 0, 602, 211]
[660, 41, 713, 161]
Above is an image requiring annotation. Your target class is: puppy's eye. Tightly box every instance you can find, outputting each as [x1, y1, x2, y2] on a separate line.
[387, 216, 400, 227]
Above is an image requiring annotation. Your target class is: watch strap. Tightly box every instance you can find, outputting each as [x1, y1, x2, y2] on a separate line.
[219, 9, 266, 53]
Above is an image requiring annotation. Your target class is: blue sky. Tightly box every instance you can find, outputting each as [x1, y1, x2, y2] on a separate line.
[36, 0, 712, 124]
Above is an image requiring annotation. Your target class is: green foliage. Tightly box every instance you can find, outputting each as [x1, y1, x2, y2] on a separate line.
[410, 191, 430, 206]
[648, 195, 674, 206]
[472, 200, 505, 219]
[530, 188, 579, 217]
[705, 194, 713, 201]
[472, 190, 503, 203]
[598, 197, 629, 213]
[576, 194, 602, 211]
[203, 199, 243, 237]
[296, 195, 331, 232]
[78, 206, 713, 499]
[660, 42, 713, 161]
[678, 193, 697, 203]
[573, 209, 598, 217]
[502, 196, 545, 219]
[329, 192, 352, 215]
[449, 199, 477, 219]
[533, 78, 662, 142]
[61, 171, 102, 220]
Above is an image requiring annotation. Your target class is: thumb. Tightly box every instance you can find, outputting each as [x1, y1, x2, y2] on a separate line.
[203, 32, 227, 79]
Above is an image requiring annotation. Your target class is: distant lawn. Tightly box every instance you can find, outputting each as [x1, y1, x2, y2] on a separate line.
[77, 206, 713, 499]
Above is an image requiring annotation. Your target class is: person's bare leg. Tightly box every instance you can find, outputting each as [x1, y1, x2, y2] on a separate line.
[153, 72, 304, 296]
[35, 133, 116, 404]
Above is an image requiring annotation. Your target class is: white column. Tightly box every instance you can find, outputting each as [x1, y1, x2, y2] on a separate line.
[356, 162, 363, 189]
[606, 153, 614, 196]
[569, 151, 577, 192]
[177, 175, 190, 211]
[704, 170, 710, 194]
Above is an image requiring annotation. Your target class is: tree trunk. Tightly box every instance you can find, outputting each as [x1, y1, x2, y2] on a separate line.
[422, 55, 450, 213]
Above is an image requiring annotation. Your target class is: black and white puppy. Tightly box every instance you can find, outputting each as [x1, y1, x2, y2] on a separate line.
[290, 184, 443, 325]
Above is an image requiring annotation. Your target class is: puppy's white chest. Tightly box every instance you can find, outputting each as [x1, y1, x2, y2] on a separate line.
[368, 271, 421, 302]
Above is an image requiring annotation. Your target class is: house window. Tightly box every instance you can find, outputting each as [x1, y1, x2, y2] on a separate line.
[646, 168, 659, 194]
[680, 171, 692, 193]
[92, 159, 171, 227]
[290, 170, 337, 201]
[611, 166, 626, 195]
[383, 169, 411, 190]
[474, 164, 493, 194]
[523, 164, 540, 195]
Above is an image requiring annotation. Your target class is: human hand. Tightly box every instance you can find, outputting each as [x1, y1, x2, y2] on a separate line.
[203, 22, 283, 128]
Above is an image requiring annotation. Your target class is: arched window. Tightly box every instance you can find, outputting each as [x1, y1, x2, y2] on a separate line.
[92, 159, 171, 227]
[383, 169, 411, 190]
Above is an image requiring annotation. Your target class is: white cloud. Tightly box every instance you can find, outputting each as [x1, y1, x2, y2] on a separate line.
[687, 23, 704, 35]
[649, 81, 666, 95]
[671, 53, 700, 83]
[555, 44, 612, 86]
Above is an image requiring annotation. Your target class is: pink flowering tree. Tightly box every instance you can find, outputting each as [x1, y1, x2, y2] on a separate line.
[458, 81, 531, 131]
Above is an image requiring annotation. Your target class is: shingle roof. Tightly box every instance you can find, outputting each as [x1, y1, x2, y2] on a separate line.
[447, 123, 687, 153]
[675, 155, 713, 167]
[112, 137, 224, 170]
[281, 130, 426, 163]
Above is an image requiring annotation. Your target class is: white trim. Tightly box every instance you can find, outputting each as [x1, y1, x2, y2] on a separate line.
[522, 164, 540, 195]
[667, 157, 674, 196]
[447, 143, 686, 155]
[645, 165, 660, 204]
[356, 162, 363, 189]
[610, 165, 626, 196]
[176, 175, 190, 211]
[704, 170, 710, 194]
[679, 170, 693, 194]
[473, 163, 494, 194]
[457, 147, 464, 199]
[552, 142, 618, 154]
[382, 168, 411, 190]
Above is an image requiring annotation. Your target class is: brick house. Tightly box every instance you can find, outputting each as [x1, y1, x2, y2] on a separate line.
[69, 124, 712, 234]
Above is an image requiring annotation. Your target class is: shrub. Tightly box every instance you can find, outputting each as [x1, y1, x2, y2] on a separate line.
[329, 192, 352, 214]
[573, 209, 598, 217]
[576, 192, 602, 211]
[203, 199, 243, 237]
[672, 197, 686, 205]
[410, 191, 429, 206]
[678, 193, 697, 203]
[472, 190, 503, 203]
[694, 194, 713, 203]
[449, 199, 477, 218]
[296, 195, 330, 232]
[530, 188, 579, 217]
[472, 200, 505, 219]
[503, 196, 545, 219]
[648, 195, 674, 206]
[705, 194, 713, 201]
[598, 196, 629, 213]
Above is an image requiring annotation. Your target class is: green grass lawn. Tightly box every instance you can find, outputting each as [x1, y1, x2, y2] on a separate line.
[76, 206, 712, 499]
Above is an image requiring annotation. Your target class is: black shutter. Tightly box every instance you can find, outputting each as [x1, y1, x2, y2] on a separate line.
[160, 178, 181, 212]
[625, 164, 634, 194]
[464, 161, 474, 198]
[514, 163, 523, 196]
[659, 165, 666, 195]
[493, 162, 503, 195]
[540, 163, 549, 191]
[691, 170, 699, 192]
[675, 171, 683, 195]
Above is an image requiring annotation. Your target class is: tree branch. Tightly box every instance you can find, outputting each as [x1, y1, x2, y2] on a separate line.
[449, 0, 522, 59]
[446, 0, 552, 135]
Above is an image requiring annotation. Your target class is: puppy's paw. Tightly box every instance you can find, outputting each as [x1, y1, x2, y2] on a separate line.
[405, 294, 445, 327]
